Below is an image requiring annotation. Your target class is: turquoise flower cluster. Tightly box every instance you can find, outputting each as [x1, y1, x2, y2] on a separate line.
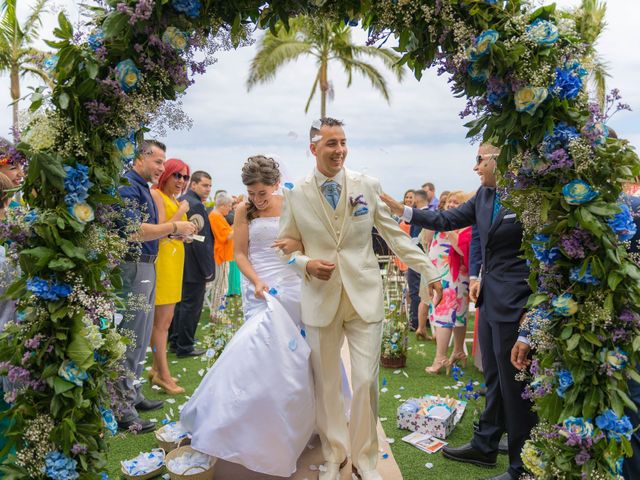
[608, 203, 637, 241]
[100, 407, 118, 435]
[115, 59, 141, 93]
[26, 277, 71, 301]
[562, 179, 598, 205]
[595, 409, 633, 441]
[58, 359, 89, 387]
[44, 451, 79, 480]
[562, 417, 594, 439]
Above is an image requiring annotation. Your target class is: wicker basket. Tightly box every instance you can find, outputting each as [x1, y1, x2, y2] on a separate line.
[165, 445, 217, 480]
[381, 354, 406, 369]
[120, 448, 165, 480]
[155, 425, 191, 453]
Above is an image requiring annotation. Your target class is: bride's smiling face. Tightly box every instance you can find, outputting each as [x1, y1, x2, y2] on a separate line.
[247, 182, 279, 210]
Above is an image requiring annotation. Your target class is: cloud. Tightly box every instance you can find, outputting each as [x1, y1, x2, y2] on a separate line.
[1, 0, 638, 199]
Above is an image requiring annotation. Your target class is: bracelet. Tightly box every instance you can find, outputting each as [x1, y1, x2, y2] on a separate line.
[171, 222, 177, 234]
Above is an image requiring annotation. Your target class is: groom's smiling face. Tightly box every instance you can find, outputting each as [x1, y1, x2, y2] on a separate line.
[311, 126, 348, 178]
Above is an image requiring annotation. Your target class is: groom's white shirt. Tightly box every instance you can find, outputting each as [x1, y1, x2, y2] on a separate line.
[279, 167, 443, 328]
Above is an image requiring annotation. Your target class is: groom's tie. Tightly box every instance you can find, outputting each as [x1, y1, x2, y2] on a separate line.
[321, 180, 341, 210]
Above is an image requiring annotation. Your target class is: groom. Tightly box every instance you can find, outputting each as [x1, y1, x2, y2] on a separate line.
[279, 118, 443, 480]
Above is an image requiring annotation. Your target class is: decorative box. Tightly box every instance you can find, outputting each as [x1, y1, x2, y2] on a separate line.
[397, 397, 457, 439]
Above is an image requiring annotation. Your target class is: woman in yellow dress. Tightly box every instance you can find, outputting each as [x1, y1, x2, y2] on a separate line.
[150, 158, 190, 394]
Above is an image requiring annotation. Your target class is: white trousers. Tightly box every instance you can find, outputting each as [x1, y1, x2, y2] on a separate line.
[305, 289, 383, 472]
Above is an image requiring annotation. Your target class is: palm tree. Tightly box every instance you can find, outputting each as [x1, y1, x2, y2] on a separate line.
[247, 17, 405, 118]
[0, 0, 52, 140]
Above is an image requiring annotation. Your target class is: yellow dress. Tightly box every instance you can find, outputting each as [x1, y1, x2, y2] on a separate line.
[155, 190, 186, 305]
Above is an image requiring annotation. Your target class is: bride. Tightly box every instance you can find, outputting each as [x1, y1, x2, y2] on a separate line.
[181, 156, 348, 477]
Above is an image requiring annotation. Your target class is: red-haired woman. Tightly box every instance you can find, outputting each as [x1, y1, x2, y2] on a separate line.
[150, 158, 190, 394]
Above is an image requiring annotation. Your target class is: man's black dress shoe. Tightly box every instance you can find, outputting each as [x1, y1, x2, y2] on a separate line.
[498, 434, 508, 454]
[117, 417, 156, 434]
[479, 472, 514, 480]
[176, 347, 206, 358]
[442, 443, 497, 468]
[135, 398, 164, 412]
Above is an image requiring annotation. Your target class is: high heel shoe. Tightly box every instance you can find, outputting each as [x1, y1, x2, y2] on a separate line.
[425, 358, 450, 375]
[147, 369, 179, 383]
[151, 376, 185, 395]
[448, 351, 468, 368]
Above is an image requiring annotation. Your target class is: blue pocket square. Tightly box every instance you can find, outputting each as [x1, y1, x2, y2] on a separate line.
[354, 207, 369, 217]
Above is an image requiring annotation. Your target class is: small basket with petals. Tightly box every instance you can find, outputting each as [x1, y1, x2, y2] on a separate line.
[165, 445, 216, 480]
[155, 422, 191, 453]
[120, 448, 165, 480]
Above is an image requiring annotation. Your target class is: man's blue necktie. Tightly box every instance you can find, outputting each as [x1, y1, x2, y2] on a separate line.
[491, 190, 501, 223]
[322, 180, 341, 210]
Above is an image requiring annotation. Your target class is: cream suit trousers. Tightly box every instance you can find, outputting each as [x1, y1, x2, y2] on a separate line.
[305, 288, 383, 472]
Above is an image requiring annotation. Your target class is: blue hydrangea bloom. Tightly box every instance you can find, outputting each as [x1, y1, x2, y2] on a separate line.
[551, 64, 586, 100]
[596, 409, 633, 441]
[44, 451, 79, 480]
[87, 30, 104, 51]
[531, 234, 562, 265]
[24, 210, 38, 223]
[27, 277, 72, 301]
[608, 203, 637, 241]
[543, 122, 580, 154]
[569, 264, 600, 285]
[171, 0, 201, 17]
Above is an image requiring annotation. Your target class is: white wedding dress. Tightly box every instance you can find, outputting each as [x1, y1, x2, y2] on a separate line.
[180, 216, 316, 477]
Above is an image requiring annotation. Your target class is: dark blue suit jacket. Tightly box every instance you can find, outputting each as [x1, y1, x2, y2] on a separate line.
[409, 186, 530, 323]
[469, 225, 482, 278]
[180, 189, 215, 283]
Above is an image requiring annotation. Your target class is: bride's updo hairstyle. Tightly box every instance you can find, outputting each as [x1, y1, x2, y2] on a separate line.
[241, 155, 281, 222]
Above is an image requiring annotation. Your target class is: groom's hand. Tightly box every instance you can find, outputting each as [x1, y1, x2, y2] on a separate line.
[306, 259, 336, 281]
[380, 193, 405, 217]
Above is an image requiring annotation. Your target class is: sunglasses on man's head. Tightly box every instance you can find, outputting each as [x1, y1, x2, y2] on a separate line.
[172, 172, 190, 181]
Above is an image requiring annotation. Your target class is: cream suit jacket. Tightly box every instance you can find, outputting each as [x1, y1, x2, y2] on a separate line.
[279, 168, 442, 328]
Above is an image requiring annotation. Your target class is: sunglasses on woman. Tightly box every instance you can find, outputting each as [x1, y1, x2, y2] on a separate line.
[172, 172, 190, 181]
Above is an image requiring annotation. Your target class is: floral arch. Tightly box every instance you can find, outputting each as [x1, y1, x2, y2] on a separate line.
[1, 0, 638, 478]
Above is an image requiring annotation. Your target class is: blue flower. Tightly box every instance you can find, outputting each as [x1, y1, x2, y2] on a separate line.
[569, 264, 600, 285]
[27, 277, 72, 301]
[24, 209, 38, 223]
[162, 27, 189, 50]
[467, 30, 499, 61]
[596, 409, 633, 441]
[43, 55, 59, 73]
[582, 122, 609, 146]
[543, 122, 580, 155]
[551, 65, 584, 100]
[171, 0, 201, 17]
[562, 179, 598, 205]
[100, 407, 118, 435]
[58, 360, 89, 387]
[608, 203, 637, 241]
[531, 234, 562, 265]
[69, 202, 95, 224]
[552, 293, 578, 316]
[562, 417, 594, 439]
[514, 86, 548, 115]
[555, 368, 574, 398]
[113, 134, 137, 162]
[468, 62, 489, 82]
[115, 59, 141, 93]
[64, 163, 92, 194]
[44, 451, 79, 480]
[525, 19, 559, 46]
[87, 30, 105, 52]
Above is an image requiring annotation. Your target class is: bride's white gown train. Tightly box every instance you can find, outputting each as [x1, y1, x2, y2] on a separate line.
[180, 217, 349, 477]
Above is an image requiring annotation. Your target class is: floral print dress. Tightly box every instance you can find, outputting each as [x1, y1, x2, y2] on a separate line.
[428, 229, 471, 328]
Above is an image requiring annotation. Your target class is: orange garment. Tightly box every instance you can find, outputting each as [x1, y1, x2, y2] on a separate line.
[393, 221, 410, 272]
[209, 210, 234, 265]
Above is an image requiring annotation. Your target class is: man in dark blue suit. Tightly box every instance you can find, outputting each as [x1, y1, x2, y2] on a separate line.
[407, 189, 430, 330]
[171, 171, 215, 357]
[381, 144, 537, 480]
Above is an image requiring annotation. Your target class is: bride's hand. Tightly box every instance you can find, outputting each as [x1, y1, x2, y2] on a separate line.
[272, 238, 304, 255]
[254, 280, 269, 300]
[380, 193, 405, 216]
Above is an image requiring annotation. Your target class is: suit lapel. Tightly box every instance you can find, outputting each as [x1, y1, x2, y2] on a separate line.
[301, 172, 339, 242]
[338, 170, 360, 245]
[487, 189, 505, 238]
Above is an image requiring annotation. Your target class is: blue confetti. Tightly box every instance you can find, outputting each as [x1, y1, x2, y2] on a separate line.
[161, 419, 170, 425]
[152, 346, 157, 353]
[268, 287, 278, 296]
[382, 377, 387, 386]
[287, 258, 296, 264]
[300, 328, 306, 338]
[218, 305, 226, 311]
[288, 339, 297, 351]
[284, 182, 294, 190]
[382, 452, 389, 459]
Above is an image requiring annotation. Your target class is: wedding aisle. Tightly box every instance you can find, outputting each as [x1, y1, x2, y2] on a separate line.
[213, 341, 402, 479]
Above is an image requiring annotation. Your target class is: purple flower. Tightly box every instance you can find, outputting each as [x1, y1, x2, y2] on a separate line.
[559, 229, 597, 259]
[575, 450, 590, 465]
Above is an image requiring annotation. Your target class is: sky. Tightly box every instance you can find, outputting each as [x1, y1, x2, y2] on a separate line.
[1, 0, 639, 199]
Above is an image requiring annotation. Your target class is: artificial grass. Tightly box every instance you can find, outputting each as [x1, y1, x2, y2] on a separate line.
[106, 305, 508, 479]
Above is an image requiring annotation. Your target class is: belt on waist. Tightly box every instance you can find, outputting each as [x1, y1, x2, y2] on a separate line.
[124, 253, 157, 263]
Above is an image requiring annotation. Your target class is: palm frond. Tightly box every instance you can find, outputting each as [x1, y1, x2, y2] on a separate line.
[351, 45, 405, 82]
[23, 0, 49, 42]
[575, 0, 607, 44]
[20, 63, 53, 88]
[340, 57, 391, 102]
[590, 55, 610, 110]
[246, 35, 313, 89]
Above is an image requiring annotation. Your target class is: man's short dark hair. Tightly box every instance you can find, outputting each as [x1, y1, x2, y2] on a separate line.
[310, 117, 345, 142]
[422, 182, 435, 192]
[191, 171, 211, 184]
[139, 139, 166, 157]
[414, 189, 428, 201]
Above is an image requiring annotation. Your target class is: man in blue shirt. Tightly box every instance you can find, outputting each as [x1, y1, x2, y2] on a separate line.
[116, 140, 196, 433]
